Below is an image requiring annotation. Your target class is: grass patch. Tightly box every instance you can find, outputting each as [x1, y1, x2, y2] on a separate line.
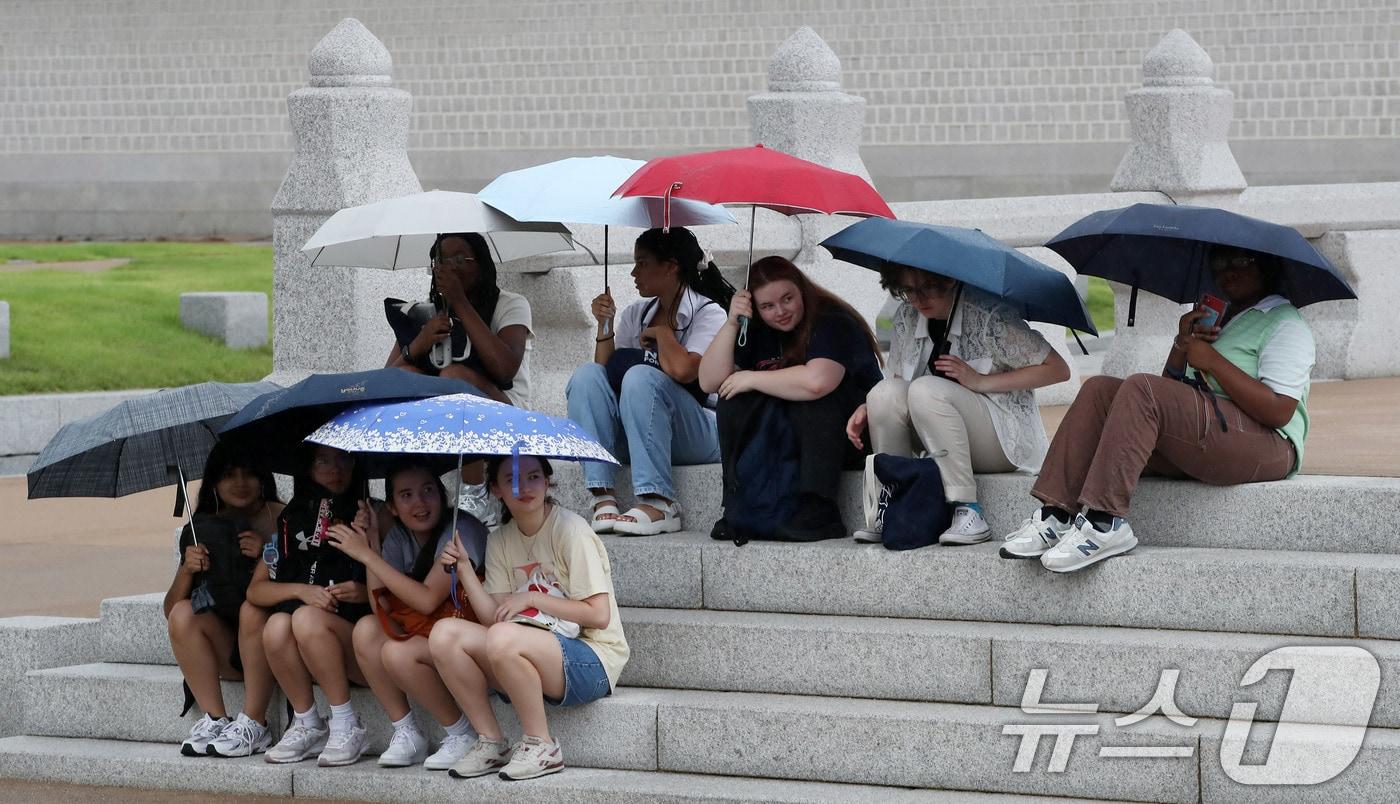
[0, 242, 272, 394]
[1085, 275, 1115, 334]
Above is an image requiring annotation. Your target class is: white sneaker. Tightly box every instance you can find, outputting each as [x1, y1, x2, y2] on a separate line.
[939, 505, 991, 545]
[852, 526, 883, 543]
[208, 713, 271, 757]
[180, 714, 228, 757]
[264, 720, 328, 764]
[377, 724, 429, 767]
[447, 736, 513, 778]
[424, 732, 476, 771]
[498, 735, 565, 781]
[1000, 509, 1073, 559]
[317, 725, 368, 767]
[1040, 514, 1138, 573]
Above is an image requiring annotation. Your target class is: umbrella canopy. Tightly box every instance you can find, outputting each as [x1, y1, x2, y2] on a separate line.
[218, 369, 481, 474]
[479, 156, 737, 229]
[301, 190, 578, 269]
[821, 218, 1097, 334]
[27, 380, 281, 499]
[305, 393, 618, 467]
[1046, 203, 1356, 312]
[613, 145, 894, 219]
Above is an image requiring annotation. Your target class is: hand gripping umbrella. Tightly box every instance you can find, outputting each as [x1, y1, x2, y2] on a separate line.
[479, 156, 736, 337]
[613, 145, 895, 345]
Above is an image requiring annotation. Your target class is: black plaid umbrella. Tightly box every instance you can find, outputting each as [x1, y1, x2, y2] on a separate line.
[26, 380, 281, 500]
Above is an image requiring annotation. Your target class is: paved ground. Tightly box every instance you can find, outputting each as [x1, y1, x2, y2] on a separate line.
[0, 778, 344, 803]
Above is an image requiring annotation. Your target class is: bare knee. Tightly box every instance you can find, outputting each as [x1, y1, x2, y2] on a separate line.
[167, 599, 197, 638]
[262, 612, 294, 652]
[238, 601, 268, 637]
[290, 604, 335, 641]
[380, 638, 417, 674]
[352, 615, 385, 665]
[428, 619, 466, 663]
[484, 622, 526, 663]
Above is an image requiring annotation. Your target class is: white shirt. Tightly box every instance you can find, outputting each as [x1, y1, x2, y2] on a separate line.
[487, 290, 533, 408]
[615, 286, 727, 356]
[1221, 294, 1315, 401]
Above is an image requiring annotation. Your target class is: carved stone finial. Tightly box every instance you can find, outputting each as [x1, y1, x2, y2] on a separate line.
[1142, 28, 1215, 87]
[767, 27, 842, 92]
[308, 18, 392, 87]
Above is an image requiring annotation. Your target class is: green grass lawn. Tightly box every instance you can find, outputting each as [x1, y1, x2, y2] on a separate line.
[1085, 275, 1115, 334]
[0, 242, 273, 394]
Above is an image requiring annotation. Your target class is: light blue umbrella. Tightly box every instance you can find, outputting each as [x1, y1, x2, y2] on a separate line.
[479, 156, 737, 334]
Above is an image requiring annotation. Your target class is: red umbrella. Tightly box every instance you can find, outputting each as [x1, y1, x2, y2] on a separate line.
[613, 144, 895, 343]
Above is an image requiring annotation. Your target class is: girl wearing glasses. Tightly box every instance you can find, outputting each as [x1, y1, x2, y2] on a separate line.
[845, 268, 1070, 545]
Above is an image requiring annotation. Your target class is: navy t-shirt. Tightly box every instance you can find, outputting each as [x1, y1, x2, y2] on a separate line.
[735, 309, 882, 398]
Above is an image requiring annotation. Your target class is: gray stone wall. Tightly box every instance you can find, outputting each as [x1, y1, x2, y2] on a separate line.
[1, 0, 1398, 238]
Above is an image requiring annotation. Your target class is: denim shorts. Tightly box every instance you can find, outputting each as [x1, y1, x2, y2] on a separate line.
[546, 633, 612, 707]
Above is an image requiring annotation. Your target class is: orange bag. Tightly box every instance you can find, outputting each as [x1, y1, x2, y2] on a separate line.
[374, 574, 480, 640]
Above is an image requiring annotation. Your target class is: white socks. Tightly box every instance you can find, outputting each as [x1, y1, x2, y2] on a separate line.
[391, 713, 418, 734]
[328, 701, 358, 734]
[293, 707, 323, 729]
[444, 715, 473, 737]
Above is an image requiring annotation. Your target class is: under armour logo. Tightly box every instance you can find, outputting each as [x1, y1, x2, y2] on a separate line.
[293, 530, 314, 551]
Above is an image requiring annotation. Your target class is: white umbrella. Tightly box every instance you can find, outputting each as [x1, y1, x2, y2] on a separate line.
[301, 190, 578, 268]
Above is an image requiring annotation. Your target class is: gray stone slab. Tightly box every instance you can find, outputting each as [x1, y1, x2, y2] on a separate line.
[620, 608, 991, 704]
[0, 616, 100, 736]
[0, 389, 151, 457]
[598, 532, 704, 609]
[179, 291, 268, 349]
[1353, 565, 1400, 640]
[0, 735, 293, 795]
[100, 593, 173, 665]
[1199, 723, 1400, 803]
[657, 691, 1200, 802]
[694, 538, 1361, 636]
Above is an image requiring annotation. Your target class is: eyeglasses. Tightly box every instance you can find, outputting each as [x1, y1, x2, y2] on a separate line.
[436, 255, 477, 269]
[1210, 255, 1257, 273]
[891, 279, 956, 303]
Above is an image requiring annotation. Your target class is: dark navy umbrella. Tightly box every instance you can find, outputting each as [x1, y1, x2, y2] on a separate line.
[1046, 203, 1356, 325]
[218, 368, 481, 474]
[821, 218, 1097, 335]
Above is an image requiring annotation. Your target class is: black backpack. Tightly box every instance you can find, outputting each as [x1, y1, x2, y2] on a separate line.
[717, 393, 801, 544]
[179, 514, 255, 623]
[873, 454, 950, 550]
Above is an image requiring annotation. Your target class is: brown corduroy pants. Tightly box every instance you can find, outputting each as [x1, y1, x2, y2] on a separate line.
[1032, 374, 1296, 518]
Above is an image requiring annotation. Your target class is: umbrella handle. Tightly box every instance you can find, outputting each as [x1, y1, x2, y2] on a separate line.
[737, 316, 749, 347]
[601, 225, 611, 337]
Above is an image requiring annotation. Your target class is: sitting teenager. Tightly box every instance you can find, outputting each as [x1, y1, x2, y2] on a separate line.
[1003, 246, 1315, 572]
[845, 268, 1071, 544]
[565, 226, 730, 535]
[385, 230, 532, 527]
[428, 455, 628, 781]
[245, 444, 373, 767]
[325, 459, 489, 771]
[699, 256, 882, 541]
[163, 441, 282, 757]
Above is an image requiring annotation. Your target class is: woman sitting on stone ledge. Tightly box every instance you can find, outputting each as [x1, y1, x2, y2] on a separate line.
[1002, 246, 1316, 573]
[565, 226, 731, 536]
[699, 256, 882, 542]
[163, 440, 282, 759]
[845, 267, 1070, 545]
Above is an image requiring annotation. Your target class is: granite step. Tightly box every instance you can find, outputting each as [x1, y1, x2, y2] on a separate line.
[0, 735, 1093, 803]
[554, 463, 1400, 555]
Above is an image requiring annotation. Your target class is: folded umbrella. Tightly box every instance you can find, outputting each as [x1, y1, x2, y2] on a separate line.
[821, 218, 1097, 335]
[1046, 203, 1356, 325]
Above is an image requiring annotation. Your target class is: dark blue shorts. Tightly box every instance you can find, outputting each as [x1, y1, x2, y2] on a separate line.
[545, 633, 612, 707]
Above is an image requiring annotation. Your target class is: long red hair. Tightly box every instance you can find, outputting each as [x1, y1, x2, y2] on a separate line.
[747, 256, 882, 368]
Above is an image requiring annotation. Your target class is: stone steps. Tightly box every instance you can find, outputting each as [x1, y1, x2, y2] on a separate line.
[0, 735, 1087, 803]
[552, 463, 1400, 556]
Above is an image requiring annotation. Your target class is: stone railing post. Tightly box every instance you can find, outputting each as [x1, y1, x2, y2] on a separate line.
[269, 18, 422, 384]
[1102, 29, 1246, 378]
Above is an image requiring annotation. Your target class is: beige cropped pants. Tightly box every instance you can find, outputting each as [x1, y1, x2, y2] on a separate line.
[866, 375, 1014, 502]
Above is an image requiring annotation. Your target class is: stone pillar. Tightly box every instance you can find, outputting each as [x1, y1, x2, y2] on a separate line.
[269, 18, 422, 385]
[747, 27, 872, 182]
[1102, 29, 1246, 378]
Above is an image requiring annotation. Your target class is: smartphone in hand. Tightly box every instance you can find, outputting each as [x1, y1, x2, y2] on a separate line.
[1198, 293, 1228, 329]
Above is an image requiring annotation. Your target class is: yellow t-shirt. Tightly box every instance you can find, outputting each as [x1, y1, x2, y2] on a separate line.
[483, 505, 629, 689]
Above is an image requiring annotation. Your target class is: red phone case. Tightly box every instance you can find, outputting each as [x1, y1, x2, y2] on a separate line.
[1199, 293, 1227, 327]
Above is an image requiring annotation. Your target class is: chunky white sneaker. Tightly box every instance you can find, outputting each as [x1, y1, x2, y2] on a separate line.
[377, 725, 429, 768]
[317, 725, 368, 767]
[180, 714, 228, 757]
[852, 525, 883, 543]
[939, 505, 992, 545]
[424, 732, 476, 771]
[1000, 510, 1073, 559]
[208, 713, 271, 758]
[447, 737, 513, 778]
[1040, 514, 1138, 573]
[498, 735, 565, 781]
[264, 721, 328, 764]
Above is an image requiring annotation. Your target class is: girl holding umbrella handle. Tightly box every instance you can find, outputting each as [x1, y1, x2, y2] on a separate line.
[845, 267, 1071, 545]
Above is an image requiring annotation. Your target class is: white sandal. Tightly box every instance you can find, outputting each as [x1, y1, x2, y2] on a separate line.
[612, 497, 683, 536]
[590, 493, 621, 534]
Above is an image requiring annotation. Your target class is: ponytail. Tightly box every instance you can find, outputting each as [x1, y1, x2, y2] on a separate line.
[636, 226, 734, 311]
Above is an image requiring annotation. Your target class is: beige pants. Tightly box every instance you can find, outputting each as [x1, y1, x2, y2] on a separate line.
[866, 376, 1014, 503]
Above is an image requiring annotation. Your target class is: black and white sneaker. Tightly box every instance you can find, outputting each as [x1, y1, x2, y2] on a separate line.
[180, 714, 228, 757]
[208, 713, 272, 757]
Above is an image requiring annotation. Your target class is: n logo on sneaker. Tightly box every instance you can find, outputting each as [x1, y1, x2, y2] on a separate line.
[1076, 539, 1100, 557]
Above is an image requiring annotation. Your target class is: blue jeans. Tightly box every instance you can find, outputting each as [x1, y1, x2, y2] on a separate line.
[565, 362, 721, 500]
[546, 633, 612, 707]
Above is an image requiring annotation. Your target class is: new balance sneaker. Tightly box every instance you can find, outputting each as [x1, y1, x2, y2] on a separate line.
[180, 714, 228, 757]
[498, 735, 565, 781]
[317, 725, 368, 767]
[377, 725, 429, 768]
[264, 721, 329, 764]
[939, 505, 992, 545]
[1040, 514, 1137, 573]
[447, 737, 512, 778]
[1000, 509, 1073, 559]
[207, 713, 271, 758]
[423, 732, 476, 771]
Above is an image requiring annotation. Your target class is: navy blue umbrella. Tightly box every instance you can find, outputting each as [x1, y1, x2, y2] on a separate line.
[218, 368, 481, 474]
[1046, 203, 1356, 325]
[821, 218, 1097, 335]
